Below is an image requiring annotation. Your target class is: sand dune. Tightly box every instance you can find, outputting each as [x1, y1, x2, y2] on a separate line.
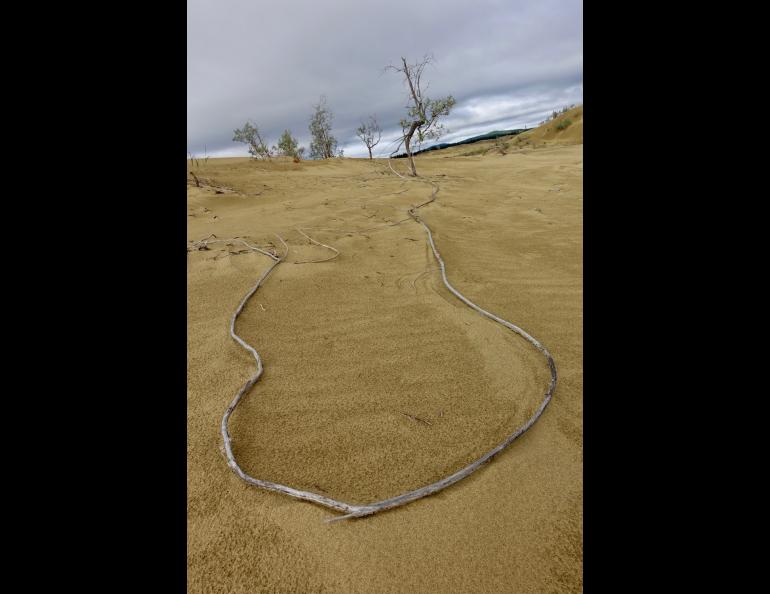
[187, 117, 582, 592]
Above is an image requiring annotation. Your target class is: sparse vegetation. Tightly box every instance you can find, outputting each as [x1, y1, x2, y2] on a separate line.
[540, 104, 578, 125]
[222, 75, 576, 163]
[233, 121, 272, 160]
[387, 55, 456, 176]
[459, 146, 488, 157]
[356, 115, 382, 159]
[274, 129, 305, 161]
[308, 96, 341, 159]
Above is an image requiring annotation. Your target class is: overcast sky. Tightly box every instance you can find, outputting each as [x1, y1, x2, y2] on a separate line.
[187, 0, 582, 159]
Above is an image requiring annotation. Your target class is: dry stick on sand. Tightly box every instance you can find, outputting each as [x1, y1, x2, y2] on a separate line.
[293, 228, 340, 264]
[401, 412, 433, 426]
[219, 157, 557, 522]
[188, 236, 278, 260]
[187, 174, 235, 194]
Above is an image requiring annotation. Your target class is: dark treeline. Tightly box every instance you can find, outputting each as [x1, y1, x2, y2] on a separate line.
[392, 129, 527, 158]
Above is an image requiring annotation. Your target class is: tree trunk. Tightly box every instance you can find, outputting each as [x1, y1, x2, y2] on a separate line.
[404, 134, 417, 176]
[404, 120, 422, 176]
[368, 147, 373, 159]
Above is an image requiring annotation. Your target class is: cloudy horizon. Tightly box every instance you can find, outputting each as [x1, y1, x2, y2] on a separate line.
[188, 0, 582, 159]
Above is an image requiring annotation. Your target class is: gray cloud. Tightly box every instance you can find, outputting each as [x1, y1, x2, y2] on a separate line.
[188, 0, 582, 158]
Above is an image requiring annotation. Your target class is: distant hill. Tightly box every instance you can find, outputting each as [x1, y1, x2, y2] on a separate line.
[392, 129, 526, 158]
[520, 104, 582, 145]
[392, 104, 583, 158]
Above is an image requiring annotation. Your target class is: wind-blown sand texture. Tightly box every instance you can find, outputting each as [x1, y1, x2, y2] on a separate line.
[187, 106, 582, 592]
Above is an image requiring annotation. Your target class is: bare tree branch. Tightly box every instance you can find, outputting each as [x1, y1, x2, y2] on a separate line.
[387, 55, 455, 176]
[355, 115, 382, 159]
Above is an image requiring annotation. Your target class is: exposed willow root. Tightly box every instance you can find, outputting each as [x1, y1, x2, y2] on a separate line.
[293, 228, 340, 264]
[218, 159, 557, 522]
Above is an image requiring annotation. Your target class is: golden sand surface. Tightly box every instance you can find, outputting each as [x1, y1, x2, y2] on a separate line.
[187, 107, 582, 592]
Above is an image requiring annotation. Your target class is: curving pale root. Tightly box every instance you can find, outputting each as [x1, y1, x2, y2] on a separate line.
[218, 159, 557, 522]
[293, 228, 340, 264]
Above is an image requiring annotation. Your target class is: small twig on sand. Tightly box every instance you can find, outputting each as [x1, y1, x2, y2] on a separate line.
[186, 173, 235, 194]
[187, 236, 279, 261]
[293, 228, 340, 264]
[401, 412, 432, 426]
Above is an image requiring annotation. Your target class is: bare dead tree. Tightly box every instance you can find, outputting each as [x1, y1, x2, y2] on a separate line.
[387, 55, 455, 176]
[355, 115, 382, 159]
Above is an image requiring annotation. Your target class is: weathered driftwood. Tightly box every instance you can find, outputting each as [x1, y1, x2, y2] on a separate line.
[293, 228, 340, 264]
[218, 162, 557, 522]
